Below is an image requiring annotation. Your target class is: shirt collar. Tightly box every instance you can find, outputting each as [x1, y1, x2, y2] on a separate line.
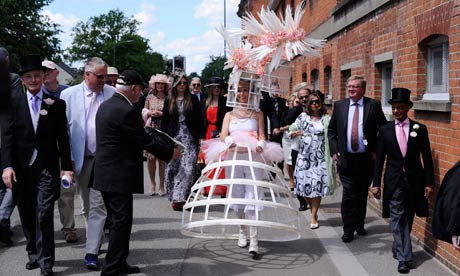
[350, 97, 364, 106]
[27, 90, 44, 101]
[395, 118, 410, 126]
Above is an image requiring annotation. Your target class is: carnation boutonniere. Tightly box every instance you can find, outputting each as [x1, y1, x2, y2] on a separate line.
[410, 124, 420, 138]
[40, 98, 55, 116]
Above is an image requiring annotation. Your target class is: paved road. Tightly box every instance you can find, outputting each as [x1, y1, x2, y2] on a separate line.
[0, 163, 455, 276]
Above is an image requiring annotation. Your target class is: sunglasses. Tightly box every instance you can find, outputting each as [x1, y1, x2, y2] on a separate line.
[87, 71, 106, 80]
[178, 81, 187, 85]
[298, 96, 308, 100]
[310, 100, 320, 105]
[192, 83, 201, 87]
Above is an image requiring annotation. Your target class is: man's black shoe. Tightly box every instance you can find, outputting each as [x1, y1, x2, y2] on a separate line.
[397, 261, 409, 274]
[121, 264, 140, 274]
[40, 269, 54, 276]
[341, 233, 354, 243]
[0, 226, 13, 246]
[26, 260, 39, 270]
[356, 227, 367, 236]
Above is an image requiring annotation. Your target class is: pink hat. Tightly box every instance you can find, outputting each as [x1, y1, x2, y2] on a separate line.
[149, 74, 171, 89]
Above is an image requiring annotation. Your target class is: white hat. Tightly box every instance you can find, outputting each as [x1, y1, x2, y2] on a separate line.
[42, 60, 57, 70]
[107, 66, 119, 75]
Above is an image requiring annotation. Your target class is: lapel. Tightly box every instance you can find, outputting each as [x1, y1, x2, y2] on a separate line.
[35, 94, 51, 137]
[340, 99, 350, 133]
[406, 119, 416, 155]
[19, 92, 36, 136]
[389, 120, 403, 157]
[362, 97, 370, 126]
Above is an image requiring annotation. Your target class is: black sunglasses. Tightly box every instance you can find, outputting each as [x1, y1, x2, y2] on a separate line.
[192, 83, 201, 87]
[310, 100, 320, 105]
[87, 71, 106, 80]
[298, 96, 308, 100]
[178, 81, 187, 85]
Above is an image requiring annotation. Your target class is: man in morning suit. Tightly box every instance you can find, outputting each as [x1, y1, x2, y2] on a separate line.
[328, 75, 387, 243]
[60, 57, 116, 270]
[371, 88, 434, 274]
[94, 70, 181, 276]
[1, 55, 73, 276]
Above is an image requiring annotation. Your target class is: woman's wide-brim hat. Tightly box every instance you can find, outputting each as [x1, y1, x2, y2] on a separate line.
[388, 87, 413, 107]
[18, 55, 46, 76]
[149, 73, 171, 89]
[205, 76, 224, 87]
[172, 70, 186, 88]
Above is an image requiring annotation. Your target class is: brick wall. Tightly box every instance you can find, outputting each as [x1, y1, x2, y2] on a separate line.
[242, 0, 460, 273]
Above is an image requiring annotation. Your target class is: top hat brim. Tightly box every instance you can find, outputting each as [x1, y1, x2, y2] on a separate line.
[388, 99, 413, 107]
[18, 65, 47, 76]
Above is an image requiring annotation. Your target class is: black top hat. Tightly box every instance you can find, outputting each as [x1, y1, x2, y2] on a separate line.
[117, 70, 146, 87]
[18, 55, 46, 76]
[388, 87, 413, 107]
[205, 76, 224, 87]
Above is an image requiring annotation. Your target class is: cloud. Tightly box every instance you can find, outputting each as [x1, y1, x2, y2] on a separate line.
[194, 0, 240, 27]
[156, 30, 224, 74]
[41, 10, 80, 49]
[135, 3, 157, 37]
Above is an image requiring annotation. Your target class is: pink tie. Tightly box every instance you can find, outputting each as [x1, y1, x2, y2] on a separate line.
[87, 93, 99, 154]
[351, 102, 359, 151]
[396, 122, 407, 157]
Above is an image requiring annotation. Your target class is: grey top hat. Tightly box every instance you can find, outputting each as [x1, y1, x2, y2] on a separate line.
[388, 87, 413, 107]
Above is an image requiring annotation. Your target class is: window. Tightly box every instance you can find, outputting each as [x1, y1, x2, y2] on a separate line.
[380, 63, 393, 108]
[341, 69, 351, 98]
[302, 72, 307, 82]
[425, 36, 449, 100]
[311, 69, 319, 91]
[324, 66, 332, 99]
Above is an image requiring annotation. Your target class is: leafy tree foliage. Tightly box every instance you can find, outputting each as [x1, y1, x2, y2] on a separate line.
[66, 9, 164, 80]
[200, 55, 230, 86]
[0, 0, 61, 71]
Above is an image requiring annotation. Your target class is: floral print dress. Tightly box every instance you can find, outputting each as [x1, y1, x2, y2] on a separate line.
[294, 113, 330, 198]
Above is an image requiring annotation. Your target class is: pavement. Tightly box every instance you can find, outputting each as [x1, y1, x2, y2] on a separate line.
[0, 163, 456, 276]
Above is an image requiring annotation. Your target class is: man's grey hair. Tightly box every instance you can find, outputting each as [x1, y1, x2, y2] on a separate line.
[115, 84, 130, 93]
[85, 57, 107, 73]
[191, 77, 201, 83]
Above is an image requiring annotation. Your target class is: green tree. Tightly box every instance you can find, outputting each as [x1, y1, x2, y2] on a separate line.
[66, 9, 165, 79]
[200, 56, 230, 85]
[0, 0, 61, 71]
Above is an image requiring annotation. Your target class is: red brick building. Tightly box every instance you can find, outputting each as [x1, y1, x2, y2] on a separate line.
[238, 0, 460, 273]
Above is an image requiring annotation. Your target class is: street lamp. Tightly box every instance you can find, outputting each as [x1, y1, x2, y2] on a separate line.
[112, 39, 134, 67]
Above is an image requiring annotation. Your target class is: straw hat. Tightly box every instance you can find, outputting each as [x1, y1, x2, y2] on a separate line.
[149, 74, 171, 90]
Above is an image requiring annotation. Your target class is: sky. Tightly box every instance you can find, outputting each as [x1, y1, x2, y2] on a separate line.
[42, 0, 241, 74]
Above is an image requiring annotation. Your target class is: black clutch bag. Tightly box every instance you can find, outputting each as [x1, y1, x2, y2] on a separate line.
[144, 126, 185, 150]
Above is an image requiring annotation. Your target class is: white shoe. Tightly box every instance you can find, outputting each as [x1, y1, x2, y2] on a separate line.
[237, 227, 248, 248]
[248, 241, 258, 254]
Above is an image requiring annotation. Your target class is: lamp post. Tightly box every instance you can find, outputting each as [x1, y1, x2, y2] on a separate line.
[112, 39, 134, 67]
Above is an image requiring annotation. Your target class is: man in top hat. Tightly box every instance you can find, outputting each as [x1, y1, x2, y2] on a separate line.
[94, 70, 181, 276]
[371, 87, 434, 274]
[1, 54, 73, 276]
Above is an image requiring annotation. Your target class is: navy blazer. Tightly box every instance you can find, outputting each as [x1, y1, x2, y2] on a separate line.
[94, 93, 173, 194]
[373, 119, 435, 218]
[328, 96, 387, 168]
